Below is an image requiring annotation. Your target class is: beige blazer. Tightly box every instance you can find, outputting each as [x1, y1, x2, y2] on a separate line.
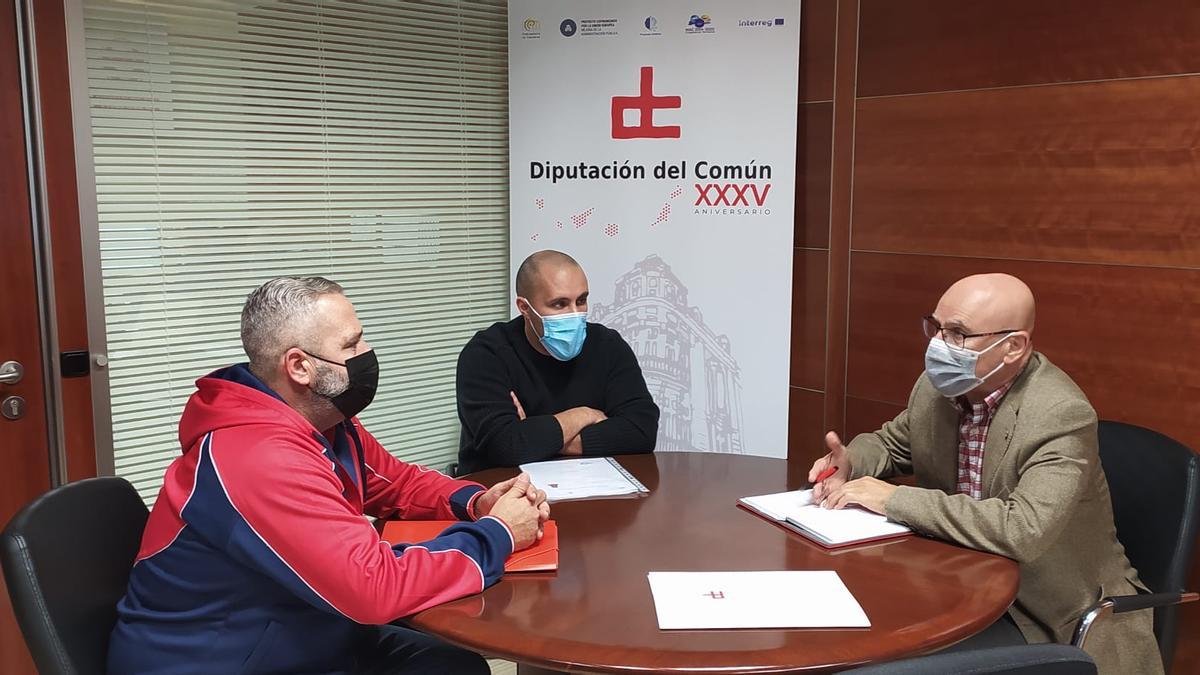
[847, 352, 1161, 675]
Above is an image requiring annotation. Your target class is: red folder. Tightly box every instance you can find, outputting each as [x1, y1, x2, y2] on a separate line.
[380, 520, 558, 572]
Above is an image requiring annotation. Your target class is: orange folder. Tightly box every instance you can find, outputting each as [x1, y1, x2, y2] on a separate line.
[380, 519, 558, 573]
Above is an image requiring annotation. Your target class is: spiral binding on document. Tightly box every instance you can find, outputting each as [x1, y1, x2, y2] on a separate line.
[605, 457, 649, 493]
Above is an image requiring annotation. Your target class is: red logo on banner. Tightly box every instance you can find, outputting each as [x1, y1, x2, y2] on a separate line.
[694, 183, 772, 207]
[611, 66, 681, 139]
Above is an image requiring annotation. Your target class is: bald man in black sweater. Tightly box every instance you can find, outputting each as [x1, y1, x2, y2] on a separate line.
[455, 251, 659, 474]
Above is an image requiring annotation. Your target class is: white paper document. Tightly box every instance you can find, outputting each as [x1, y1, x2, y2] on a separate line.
[519, 457, 648, 502]
[646, 571, 870, 630]
[739, 489, 911, 547]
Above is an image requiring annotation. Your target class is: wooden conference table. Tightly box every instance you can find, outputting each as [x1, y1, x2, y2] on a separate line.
[406, 453, 1019, 673]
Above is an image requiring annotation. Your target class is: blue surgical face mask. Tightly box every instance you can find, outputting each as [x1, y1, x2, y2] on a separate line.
[524, 302, 587, 361]
[924, 334, 1012, 398]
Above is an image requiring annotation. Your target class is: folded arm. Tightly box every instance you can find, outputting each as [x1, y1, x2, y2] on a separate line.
[577, 335, 659, 456]
[456, 341, 566, 466]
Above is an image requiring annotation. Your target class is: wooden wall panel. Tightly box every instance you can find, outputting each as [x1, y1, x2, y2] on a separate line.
[845, 255, 966, 405]
[853, 75, 1200, 268]
[846, 253, 1200, 451]
[1, 3, 47, 670]
[789, 0, 1200, 667]
[799, 0, 836, 102]
[821, 0, 859, 436]
[787, 387, 825, 466]
[795, 102, 832, 249]
[857, 0, 1200, 97]
[790, 249, 827, 391]
[844, 396, 906, 442]
[34, 0, 95, 482]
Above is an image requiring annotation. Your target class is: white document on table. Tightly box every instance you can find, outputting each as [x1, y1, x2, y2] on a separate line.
[739, 489, 911, 547]
[646, 570, 870, 630]
[518, 457, 648, 502]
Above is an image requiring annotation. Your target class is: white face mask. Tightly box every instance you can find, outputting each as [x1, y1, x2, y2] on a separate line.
[924, 334, 1014, 398]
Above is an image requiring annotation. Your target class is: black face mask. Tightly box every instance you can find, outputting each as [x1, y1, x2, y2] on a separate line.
[304, 349, 380, 419]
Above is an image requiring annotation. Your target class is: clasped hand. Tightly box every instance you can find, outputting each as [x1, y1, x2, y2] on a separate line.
[475, 472, 551, 550]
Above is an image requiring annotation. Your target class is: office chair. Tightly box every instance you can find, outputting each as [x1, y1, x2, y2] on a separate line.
[841, 644, 1097, 674]
[849, 421, 1199, 674]
[1, 477, 148, 675]
[1071, 421, 1200, 669]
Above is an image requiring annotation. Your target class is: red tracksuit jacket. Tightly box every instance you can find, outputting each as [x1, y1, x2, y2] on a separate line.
[108, 364, 513, 673]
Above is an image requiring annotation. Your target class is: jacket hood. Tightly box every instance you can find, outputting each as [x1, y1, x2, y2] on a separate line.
[178, 363, 321, 454]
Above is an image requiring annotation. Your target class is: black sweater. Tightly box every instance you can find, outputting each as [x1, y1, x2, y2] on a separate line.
[455, 317, 659, 473]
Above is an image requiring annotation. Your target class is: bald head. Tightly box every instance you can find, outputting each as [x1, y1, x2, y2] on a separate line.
[514, 250, 590, 355]
[930, 273, 1036, 400]
[937, 273, 1036, 337]
[515, 250, 583, 298]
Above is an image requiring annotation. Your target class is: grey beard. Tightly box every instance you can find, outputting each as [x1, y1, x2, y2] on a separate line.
[310, 361, 349, 400]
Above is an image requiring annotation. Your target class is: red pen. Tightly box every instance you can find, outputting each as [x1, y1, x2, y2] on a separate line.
[814, 465, 839, 483]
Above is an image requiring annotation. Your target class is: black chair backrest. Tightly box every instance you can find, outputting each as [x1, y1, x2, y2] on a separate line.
[841, 644, 1097, 675]
[1, 477, 148, 675]
[1097, 420, 1200, 667]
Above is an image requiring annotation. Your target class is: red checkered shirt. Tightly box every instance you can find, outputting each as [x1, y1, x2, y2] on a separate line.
[956, 381, 1014, 499]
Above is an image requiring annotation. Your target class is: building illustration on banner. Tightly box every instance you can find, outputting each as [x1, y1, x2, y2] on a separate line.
[591, 255, 745, 454]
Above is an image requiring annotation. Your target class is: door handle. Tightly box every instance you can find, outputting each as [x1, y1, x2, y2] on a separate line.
[0, 361, 24, 385]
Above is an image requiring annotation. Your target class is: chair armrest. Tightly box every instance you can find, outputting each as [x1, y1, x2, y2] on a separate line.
[1072, 591, 1198, 648]
[1108, 591, 1198, 614]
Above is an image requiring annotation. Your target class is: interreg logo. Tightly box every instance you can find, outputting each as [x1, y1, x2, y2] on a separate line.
[559, 18, 578, 37]
[685, 13, 714, 33]
[610, 66, 681, 140]
[737, 18, 785, 28]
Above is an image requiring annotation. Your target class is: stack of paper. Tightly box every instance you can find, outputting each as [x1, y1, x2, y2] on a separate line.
[646, 570, 870, 629]
[739, 489, 911, 548]
[519, 457, 648, 502]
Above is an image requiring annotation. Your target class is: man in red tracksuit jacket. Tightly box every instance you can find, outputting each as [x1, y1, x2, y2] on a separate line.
[108, 276, 547, 674]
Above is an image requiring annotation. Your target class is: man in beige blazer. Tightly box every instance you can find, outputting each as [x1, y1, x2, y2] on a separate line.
[809, 273, 1161, 675]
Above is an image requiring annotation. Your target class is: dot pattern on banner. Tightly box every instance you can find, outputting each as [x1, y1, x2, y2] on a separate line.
[530, 233, 539, 241]
[556, 221, 563, 229]
[535, 198, 545, 210]
[652, 203, 671, 226]
[571, 207, 595, 229]
[670, 185, 683, 199]
[604, 223, 619, 237]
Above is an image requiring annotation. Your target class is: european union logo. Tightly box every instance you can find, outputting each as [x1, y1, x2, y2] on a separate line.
[774, 18, 785, 25]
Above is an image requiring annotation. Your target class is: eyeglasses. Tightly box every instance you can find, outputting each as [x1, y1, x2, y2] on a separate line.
[922, 315, 1020, 351]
